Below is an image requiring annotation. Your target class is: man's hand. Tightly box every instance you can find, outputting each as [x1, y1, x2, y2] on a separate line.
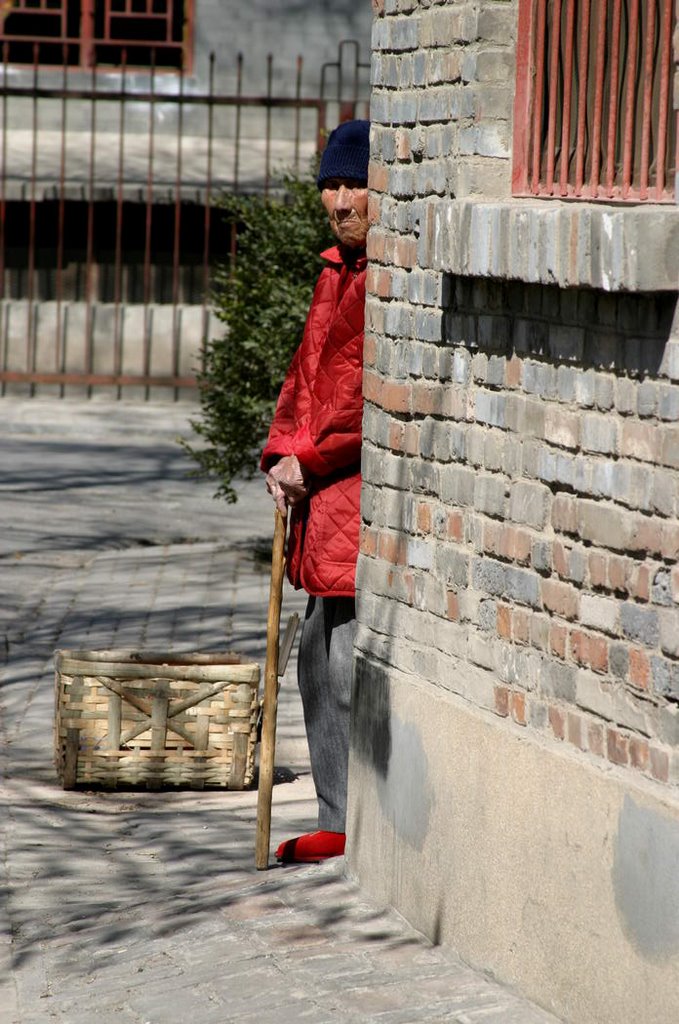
[265, 455, 310, 515]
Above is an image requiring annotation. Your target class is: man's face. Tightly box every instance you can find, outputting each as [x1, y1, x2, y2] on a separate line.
[321, 178, 369, 249]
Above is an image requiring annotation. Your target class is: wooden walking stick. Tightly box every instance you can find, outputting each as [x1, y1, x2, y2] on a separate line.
[255, 508, 287, 869]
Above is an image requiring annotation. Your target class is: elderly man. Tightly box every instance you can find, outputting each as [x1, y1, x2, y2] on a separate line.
[261, 119, 370, 864]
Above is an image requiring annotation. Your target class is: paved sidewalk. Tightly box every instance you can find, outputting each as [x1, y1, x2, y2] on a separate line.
[0, 398, 561, 1024]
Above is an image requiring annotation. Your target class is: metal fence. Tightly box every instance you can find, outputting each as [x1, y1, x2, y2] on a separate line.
[513, 0, 677, 202]
[0, 39, 370, 398]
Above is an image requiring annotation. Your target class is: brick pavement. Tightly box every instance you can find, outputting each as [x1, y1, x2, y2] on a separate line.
[0, 398, 560, 1024]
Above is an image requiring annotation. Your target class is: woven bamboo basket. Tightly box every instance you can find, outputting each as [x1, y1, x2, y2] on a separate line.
[54, 649, 261, 791]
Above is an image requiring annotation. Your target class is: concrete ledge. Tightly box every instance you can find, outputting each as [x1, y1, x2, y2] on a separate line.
[422, 197, 679, 292]
[347, 658, 679, 1024]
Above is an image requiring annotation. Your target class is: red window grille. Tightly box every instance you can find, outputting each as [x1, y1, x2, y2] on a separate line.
[513, 0, 677, 203]
[0, 0, 192, 71]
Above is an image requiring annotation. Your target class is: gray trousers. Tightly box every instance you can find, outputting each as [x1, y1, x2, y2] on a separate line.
[298, 594, 356, 833]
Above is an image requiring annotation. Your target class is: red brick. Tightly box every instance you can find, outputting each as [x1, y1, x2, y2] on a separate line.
[360, 525, 378, 557]
[378, 531, 407, 565]
[629, 737, 650, 771]
[650, 747, 669, 782]
[548, 706, 565, 740]
[394, 235, 417, 268]
[499, 526, 531, 564]
[388, 421, 405, 452]
[368, 162, 389, 193]
[549, 623, 567, 658]
[395, 128, 411, 161]
[510, 691, 526, 725]
[607, 728, 629, 766]
[497, 603, 511, 639]
[412, 383, 443, 416]
[608, 555, 629, 593]
[375, 268, 393, 299]
[629, 563, 651, 602]
[552, 494, 578, 534]
[661, 523, 679, 560]
[542, 578, 579, 620]
[446, 591, 460, 621]
[505, 355, 521, 388]
[417, 502, 432, 534]
[513, 608, 530, 644]
[494, 685, 510, 717]
[446, 511, 464, 541]
[364, 370, 411, 412]
[363, 333, 377, 367]
[629, 648, 650, 690]
[589, 552, 607, 588]
[367, 193, 381, 225]
[366, 229, 386, 262]
[630, 517, 663, 556]
[569, 630, 608, 673]
[587, 722, 604, 757]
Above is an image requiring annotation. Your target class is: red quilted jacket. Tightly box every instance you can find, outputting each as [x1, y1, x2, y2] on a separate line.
[261, 244, 366, 597]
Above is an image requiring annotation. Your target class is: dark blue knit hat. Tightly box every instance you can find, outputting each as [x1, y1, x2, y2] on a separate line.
[317, 119, 370, 189]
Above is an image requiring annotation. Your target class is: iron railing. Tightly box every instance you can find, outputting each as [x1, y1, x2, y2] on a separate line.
[513, 0, 677, 202]
[0, 40, 370, 398]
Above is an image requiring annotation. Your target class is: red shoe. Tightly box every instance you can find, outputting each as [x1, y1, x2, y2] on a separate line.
[275, 830, 346, 864]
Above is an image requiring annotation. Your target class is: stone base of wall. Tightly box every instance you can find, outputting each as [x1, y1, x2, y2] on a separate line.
[347, 656, 679, 1024]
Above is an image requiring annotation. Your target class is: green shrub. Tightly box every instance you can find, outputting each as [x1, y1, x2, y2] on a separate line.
[184, 169, 332, 502]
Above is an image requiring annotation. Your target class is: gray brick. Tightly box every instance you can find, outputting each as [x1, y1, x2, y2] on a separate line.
[478, 598, 497, 633]
[407, 537, 434, 570]
[619, 603, 660, 646]
[506, 566, 541, 607]
[652, 569, 674, 607]
[473, 474, 506, 517]
[581, 413, 619, 455]
[452, 347, 471, 384]
[651, 656, 679, 701]
[594, 374, 615, 411]
[637, 381, 658, 417]
[651, 470, 677, 517]
[440, 464, 475, 506]
[389, 16, 419, 50]
[509, 480, 550, 529]
[609, 642, 630, 679]
[658, 385, 679, 421]
[575, 369, 596, 407]
[475, 389, 506, 428]
[615, 376, 637, 415]
[472, 556, 506, 597]
[409, 458, 440, 494]
[540, 660, 577, 702]
[556, 365, 577, 403]
[531, 540, 552, 574]
[435, 546, 469, 588]
[520, 362, 557, 397]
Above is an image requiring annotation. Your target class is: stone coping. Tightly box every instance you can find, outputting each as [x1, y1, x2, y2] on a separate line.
[423, 197, 679, 294]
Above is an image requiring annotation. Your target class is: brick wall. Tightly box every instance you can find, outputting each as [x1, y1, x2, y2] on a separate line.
[359, 0, 679, 790]
[361, 277, 679, 786]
